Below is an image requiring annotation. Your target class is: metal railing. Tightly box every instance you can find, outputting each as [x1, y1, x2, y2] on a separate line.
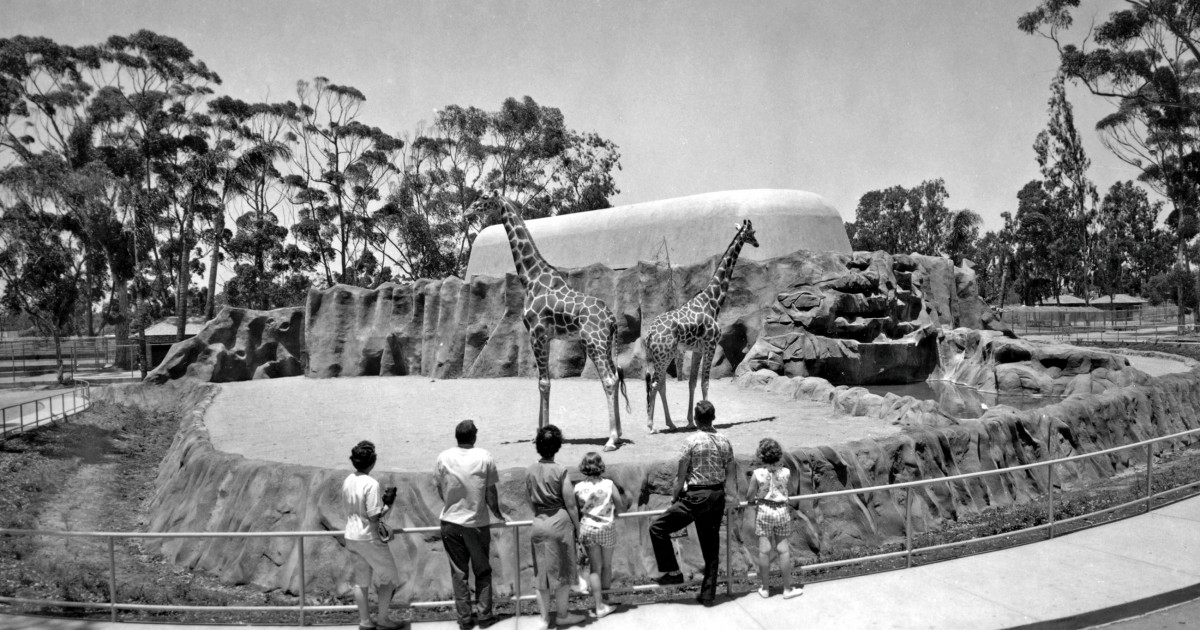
[0, 337, 143, 383]
[0, 380, 91, 442]
[1, 425, 1198, 626]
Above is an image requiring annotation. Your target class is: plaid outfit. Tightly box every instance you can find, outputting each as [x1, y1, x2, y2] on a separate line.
[752, 465, 793, 538]
[682, 429, 734, 487]
[579, 521, 616, 548]
[575, 477, 618, 549]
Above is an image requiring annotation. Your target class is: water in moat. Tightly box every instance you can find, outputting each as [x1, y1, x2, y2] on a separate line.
[865, 380, 1063, 419]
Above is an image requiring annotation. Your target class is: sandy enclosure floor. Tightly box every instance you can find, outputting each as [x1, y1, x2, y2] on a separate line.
[206, 377, 900, 473]
[1124, 354, 1193, 377]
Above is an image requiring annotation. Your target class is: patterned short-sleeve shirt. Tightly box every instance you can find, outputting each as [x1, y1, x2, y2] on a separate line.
[681, 429, 733, 487]
[752, 465, 790, 503]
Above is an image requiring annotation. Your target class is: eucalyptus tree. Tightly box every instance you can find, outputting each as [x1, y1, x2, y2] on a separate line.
[0, 180, 83, 383]
[384, 95, 621, 279]
[1020, 0, 1200, 321]
[204, 97, 295, 315]
[281, 77, 403, 287]
[96, 30, 220, 347]
[1034, 71, 1098, 301]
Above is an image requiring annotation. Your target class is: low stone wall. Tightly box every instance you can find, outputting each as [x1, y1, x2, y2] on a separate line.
[96, 351, 1200, 600]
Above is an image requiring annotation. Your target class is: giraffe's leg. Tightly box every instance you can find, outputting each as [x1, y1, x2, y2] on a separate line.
[585, 340, 622, 452]
[700, 344, 716, 402]
[685, 350, 701, 428]
[531, 327, 551, 428]
[658, 359, 676, 430]
[644, 340, 659, 431]
[674, 348, 685, 382]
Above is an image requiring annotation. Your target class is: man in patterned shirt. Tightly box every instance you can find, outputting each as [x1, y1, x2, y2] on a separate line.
[648, 400, 737, 606]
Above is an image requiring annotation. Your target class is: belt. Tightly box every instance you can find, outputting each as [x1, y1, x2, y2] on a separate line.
[757, 499, 788, 507]
[687, 483, 724, 491]
[533, 506, 564, 517]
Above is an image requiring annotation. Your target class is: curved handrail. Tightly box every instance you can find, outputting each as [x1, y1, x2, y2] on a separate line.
[0, 379, 92, 442]
[1, 424, 1197, 626]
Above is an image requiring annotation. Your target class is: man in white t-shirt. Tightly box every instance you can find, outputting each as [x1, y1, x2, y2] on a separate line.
[343, 441, 406, 630]
[434, 420, 504, 630]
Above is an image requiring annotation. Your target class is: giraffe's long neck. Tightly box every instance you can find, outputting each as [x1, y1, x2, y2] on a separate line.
[500, 200, 554, 288]
[704, 229, 748, 310]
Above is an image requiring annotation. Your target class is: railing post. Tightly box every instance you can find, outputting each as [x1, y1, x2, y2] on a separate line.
[298, 535, 306, 626]
[34, 399, 39, 427]
[513, 524, 521, 628]
[1047, 461, 1055, 539]
[1146, 443, 1154, 513]
[20, 402, 25, 434]
[904, 486, 913, 569]
[725, 507, 733, 596]
[109, 535, 118, 622]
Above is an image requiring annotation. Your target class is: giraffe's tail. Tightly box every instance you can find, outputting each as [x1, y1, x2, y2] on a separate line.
[618, 367, 631, 413]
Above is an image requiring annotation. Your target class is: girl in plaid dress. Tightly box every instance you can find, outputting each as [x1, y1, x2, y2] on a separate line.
[573, 452, 626, 618]
[746, 438, 802, 599]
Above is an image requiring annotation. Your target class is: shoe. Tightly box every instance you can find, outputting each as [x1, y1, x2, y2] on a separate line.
[757, 586, 769, 598]
[555, 612, 586, 626]
[782, 587, 804, 599]
[477, 615, 499, 629]
[653, 572, 684, 586]
[378, 620, 410, 630]
[458, 619, 477, 630]
[696, 595, 716, 607]
[594, 603, 615, 618]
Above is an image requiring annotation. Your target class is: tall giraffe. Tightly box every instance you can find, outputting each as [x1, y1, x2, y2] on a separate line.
[642, 220, 759, 431]
[495, 195, 630, 451]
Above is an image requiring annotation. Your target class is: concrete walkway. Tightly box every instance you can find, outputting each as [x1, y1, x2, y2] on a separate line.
[3, 496, 1200, 630]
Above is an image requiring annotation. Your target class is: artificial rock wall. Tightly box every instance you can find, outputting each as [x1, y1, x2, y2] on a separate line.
[301, 249, 986, 385]
[101, 351, 1200, 601]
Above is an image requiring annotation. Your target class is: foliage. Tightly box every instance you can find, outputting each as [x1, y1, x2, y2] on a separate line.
[1020, 0, 1200, 321]
[848, 178, 980, 263]
[385, 96, 622, 279]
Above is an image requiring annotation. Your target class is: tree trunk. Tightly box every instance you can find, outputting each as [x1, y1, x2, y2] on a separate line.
[1178, 239, 1187, 328]
[116, 280, 131, 369]
[53, 333, 64, 385]
[176, 211, 192, 342]
[204, 209, 224, 320]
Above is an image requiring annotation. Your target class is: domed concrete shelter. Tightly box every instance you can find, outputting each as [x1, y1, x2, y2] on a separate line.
[466, 189, 851, 278]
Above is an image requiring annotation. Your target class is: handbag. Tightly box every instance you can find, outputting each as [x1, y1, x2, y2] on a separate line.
[378, 485, 397, 543]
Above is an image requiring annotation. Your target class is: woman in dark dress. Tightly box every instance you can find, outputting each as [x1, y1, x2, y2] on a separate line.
[526, 425, 585, 629]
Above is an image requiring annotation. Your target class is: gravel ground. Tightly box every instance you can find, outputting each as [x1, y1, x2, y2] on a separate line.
[206, 376, 900, 473]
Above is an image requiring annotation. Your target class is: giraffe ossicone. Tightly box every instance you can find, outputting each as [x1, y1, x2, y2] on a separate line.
[642, 220, 759, 431]
[494, 194, 630, 451]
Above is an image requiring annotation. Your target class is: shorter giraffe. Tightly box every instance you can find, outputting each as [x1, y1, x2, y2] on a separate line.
[643, 220, 758, 431]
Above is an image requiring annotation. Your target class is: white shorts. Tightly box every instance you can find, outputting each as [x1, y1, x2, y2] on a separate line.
[346, 538, 399, 587]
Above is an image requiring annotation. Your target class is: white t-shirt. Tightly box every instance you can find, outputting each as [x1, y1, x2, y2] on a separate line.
[343, 472, 384, 542]
[435, 446, 499, 527]
[574, 477, 616, 527]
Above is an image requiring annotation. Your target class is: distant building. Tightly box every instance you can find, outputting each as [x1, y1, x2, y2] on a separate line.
[142, 316, 208, 366]
[465, 189, 852, 278]
[1091, 294, 1149, 311]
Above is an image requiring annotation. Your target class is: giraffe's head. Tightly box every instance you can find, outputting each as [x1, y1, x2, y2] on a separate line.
[737, 219, 760, 248]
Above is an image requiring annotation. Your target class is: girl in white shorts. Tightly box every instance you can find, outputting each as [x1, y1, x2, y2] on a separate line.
[573, 452, 626, 618]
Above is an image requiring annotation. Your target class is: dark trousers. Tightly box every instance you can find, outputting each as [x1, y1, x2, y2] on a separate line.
[649, 486, 725, 602]
[441, 521, 493, 624]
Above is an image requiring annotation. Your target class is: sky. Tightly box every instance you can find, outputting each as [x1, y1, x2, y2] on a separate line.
[1, 0, 1142, 232]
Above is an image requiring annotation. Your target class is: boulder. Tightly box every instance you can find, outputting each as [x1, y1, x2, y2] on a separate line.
[144, 306, 305, 385]
[933, 328, 1150, 396]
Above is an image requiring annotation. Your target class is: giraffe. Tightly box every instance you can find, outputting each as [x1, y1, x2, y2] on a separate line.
[494, 195, 630, 451]
[642, 220, 759, 431]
